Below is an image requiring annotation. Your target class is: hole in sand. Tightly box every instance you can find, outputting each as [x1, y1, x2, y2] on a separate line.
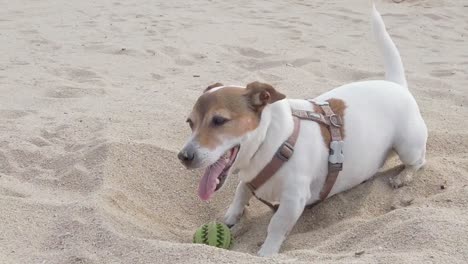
[98, 143, 238, 244]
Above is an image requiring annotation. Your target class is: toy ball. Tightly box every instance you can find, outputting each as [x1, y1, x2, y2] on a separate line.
[193, 221, 233, 249]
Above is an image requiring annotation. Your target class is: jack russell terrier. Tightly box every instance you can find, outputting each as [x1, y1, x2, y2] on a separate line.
[178, 5, 427, 256]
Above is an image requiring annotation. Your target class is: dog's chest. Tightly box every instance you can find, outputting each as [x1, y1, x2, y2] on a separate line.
[249, 174, 284, 203]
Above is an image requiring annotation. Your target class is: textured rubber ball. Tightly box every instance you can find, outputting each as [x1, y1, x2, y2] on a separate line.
[193, 221, 233, 249]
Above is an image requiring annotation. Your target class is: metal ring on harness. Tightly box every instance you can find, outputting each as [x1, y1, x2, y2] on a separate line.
[329, 114, 341, 127]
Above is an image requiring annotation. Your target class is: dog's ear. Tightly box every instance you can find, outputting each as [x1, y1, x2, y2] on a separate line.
[204, 83, 224, 93]
[244, 81, 286, 111]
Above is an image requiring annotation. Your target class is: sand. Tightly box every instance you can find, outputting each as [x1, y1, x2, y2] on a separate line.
[0, 0, 467, 263]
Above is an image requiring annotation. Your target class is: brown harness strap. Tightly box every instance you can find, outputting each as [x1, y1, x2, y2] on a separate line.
[246, 100, 344, 211]
[247, 116, 301, 190]
[291, 110, 330, 126]
[314, 101, 344, 200]
[319, 103, 343, 142]
[247, 189, 280, 212]
[246, 116, 300, 211]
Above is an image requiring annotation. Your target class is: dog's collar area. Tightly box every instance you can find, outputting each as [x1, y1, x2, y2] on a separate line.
[245, 116, 300, 211]
[246, 99, 345, 211]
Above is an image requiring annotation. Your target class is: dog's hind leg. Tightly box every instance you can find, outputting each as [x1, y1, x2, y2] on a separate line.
[224, 182, 253, 227]
[390, 126, 427, 188]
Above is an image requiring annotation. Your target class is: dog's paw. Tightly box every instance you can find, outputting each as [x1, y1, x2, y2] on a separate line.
[389, 176, 404, 189]
[257, 245, 278, 257]
[223, 207, 244, 227]
[390, 170, 413, 189]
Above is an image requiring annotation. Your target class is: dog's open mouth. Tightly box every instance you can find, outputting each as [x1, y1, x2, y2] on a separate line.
[198, 146, 240, 201]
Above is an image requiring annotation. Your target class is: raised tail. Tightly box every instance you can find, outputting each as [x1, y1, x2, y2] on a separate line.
[372, 4, 407, 88]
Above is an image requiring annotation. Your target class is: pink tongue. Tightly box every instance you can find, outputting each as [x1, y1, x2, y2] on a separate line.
[198, 158, 228, 201]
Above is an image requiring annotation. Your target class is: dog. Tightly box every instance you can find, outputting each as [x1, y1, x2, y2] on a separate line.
[178, 6, 427, 256]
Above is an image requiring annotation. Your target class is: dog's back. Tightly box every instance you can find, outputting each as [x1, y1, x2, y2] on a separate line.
[303, 5, 427, 196]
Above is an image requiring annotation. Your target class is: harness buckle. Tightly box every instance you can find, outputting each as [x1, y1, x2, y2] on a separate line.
[307, 111, 322, 120]
[329, 140, 344, 165]
[276, 141, 294, 161]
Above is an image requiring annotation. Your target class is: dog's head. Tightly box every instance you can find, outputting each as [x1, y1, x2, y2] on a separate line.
[178, 81, 285, 200]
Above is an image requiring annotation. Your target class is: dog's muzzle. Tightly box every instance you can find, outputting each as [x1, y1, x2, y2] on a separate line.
[178, 145, 196, 167]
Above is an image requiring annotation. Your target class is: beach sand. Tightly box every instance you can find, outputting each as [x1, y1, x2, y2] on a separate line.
[0, 0, 467, 263]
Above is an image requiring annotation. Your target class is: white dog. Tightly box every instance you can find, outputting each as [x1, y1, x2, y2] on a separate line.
[178, 5, 427, 256]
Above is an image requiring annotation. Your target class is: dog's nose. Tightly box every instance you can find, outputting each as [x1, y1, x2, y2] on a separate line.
[178, 149, 195, 164]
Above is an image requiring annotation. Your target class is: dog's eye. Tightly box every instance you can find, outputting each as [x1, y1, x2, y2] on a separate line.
[186, 118, 194, 129]
[212, 116, 229, 127]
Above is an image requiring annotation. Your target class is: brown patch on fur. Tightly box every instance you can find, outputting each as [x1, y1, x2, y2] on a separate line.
[191, 87, 260, 149]
[245, 82, 286, 113]
[204, 83, 224, 93]
[313, 98, 347, 148]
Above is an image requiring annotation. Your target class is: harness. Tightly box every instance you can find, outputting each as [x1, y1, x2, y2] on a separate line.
[246, 100, 344, 211]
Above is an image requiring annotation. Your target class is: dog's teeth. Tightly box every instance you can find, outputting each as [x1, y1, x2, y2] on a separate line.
[216, 178, 220, 185]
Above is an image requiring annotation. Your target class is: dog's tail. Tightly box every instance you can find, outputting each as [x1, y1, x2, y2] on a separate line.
[372, 4, 407, 88]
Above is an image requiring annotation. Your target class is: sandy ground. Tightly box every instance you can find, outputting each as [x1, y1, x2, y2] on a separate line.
[1, 0, 467, 263]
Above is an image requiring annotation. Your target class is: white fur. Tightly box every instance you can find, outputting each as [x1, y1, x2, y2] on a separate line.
[193, 137, 242, 168]
[206, 85, 245, 93]
[223, 6, 427, 256]
[372, 4, 407, 88]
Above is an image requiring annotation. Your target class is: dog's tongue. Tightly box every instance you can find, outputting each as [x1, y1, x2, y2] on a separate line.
[198, 158, 228, 201]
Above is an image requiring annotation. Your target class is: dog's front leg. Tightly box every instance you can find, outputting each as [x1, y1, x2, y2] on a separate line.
[224, 181, 253, 227]
[258, 197, 305, 257]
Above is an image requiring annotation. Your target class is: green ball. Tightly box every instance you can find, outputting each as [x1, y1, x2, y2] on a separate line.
[193, 221, 233, 249]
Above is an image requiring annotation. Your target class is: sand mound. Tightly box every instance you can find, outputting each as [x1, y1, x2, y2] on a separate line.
[96, 145, 468, 263]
